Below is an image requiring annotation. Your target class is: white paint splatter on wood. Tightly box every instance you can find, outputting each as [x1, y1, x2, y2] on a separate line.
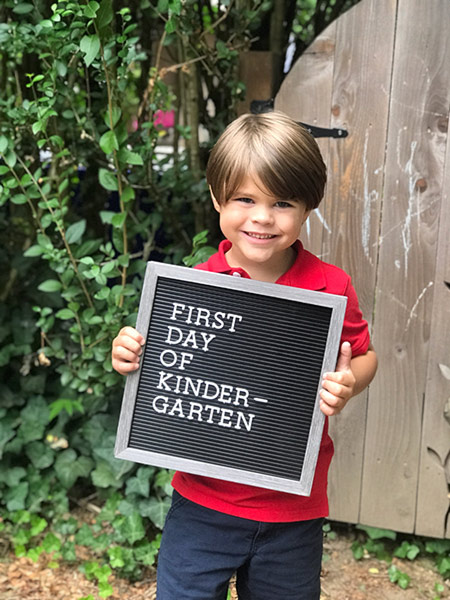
[401, 140, 419, 276]
[314, 207, 332, 233]
[404, 281, 434, 333]
[362, 128, 379, 263]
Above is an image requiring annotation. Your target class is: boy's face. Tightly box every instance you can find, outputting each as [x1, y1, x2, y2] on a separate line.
[211, 174, 311, 276]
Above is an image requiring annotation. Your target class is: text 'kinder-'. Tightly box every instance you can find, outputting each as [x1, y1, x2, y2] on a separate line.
[149, 302, 269, 432]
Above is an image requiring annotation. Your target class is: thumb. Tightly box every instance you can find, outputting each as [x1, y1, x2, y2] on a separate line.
[335, 341, 352, 371]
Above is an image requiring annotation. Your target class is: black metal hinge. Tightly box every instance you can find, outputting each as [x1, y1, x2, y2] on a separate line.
[250, 99, 348, 139]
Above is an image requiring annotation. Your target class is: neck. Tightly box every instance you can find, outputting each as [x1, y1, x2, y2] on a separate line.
[225, 246, 296, 282]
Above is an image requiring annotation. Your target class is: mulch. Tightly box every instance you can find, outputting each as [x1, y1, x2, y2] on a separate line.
[0, 553, 157, 600]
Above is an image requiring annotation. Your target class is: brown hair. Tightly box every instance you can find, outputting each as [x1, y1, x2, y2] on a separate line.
[206, 111, 327, 210]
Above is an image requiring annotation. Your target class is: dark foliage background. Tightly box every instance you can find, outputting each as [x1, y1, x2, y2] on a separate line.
[0, 0, 360, 584]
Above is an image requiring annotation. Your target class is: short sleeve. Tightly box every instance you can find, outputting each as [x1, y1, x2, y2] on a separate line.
[341, 278, 370, 357]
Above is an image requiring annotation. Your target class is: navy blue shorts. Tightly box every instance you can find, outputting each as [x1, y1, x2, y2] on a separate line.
[156, 491, 323, 600]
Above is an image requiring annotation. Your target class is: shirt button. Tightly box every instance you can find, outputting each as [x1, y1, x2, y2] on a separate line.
[232, 272, 241, 277]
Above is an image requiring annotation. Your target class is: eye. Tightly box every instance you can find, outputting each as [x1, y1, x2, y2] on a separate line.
[275, 200, 294, 208]
[234, 197, 254, 204]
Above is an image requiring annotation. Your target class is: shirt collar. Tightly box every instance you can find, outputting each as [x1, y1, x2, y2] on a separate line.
[204, 239, 326, 290]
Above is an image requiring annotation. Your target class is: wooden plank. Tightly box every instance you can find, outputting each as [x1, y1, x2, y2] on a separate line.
[415, 87, 450, 537]
[324, 0, 397, 524]
[275, 22, 336, 258]
[359, 0, 449, 533]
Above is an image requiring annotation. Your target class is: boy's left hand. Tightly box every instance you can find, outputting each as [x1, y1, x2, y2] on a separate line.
[319, 341, 355, 416]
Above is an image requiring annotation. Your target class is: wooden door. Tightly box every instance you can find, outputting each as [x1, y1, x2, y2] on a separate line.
[276, 0, 450, 537]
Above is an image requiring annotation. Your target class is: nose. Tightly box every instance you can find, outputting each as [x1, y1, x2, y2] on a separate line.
[250, 204, 273, 224]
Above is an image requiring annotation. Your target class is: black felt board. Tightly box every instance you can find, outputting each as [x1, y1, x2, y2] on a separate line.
[115, 262, 347, 496]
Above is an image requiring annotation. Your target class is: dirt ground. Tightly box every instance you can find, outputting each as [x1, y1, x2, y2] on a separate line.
[0, 528, 448, 600]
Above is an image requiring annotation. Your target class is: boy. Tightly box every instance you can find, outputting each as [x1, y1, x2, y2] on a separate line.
[112, 111, 378, 599]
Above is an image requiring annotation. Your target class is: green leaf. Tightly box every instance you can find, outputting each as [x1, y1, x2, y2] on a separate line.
[425, 539, 450, 555]
[13, 3, 35, 14]
[394, 541, 420, 560]
[104, 106, 121, 129]
[99, 168, 118, 191]
[121, 186, 135, 203]
[96, 0, 114, 30]
[0, 420, 16, 459]
[133, 536, 161, 566]
[165, 18, 176, 34]
[437, 556, 450, 577]
[5, 482, 29, 512]
[55, 450, 94, 489]
[80, 35, 101, 67]
[216, 40, 230, 59]
[120, 512, 145, 544]
[42, 532, 61, 553]
[65, 219, 86, 244]
[11, 194, 28, 205]
[125, 466, 154, 497]
[387, 564, 411, 589]
[32, 120, 44, 135]
[4, 150, 17, 168]
[139, 497, 171, 530]
[48, 398, 84, 420]
[111, 212, 127, 228]
[26, 441, 55, 470]
[55, 308, 75, 320]
[99, 130, 119, 154]
[351, 541, 364, 560]
[356, 525, 397, 541]
[24, 245, 44, 257]
[30, 515, 48, 537]
[99, 210, 115, 224]
[27, 546, 44, 562]
[92, 461, 119, 488]
[118, 148, 143, 166]
[0, 466, 26, 487]
[84, 1, 100, 18]
[19, 397, 49, 442]
[98, 582, 113, 598]
[38, 279, 62, 292]
[0, 135, 8, 153]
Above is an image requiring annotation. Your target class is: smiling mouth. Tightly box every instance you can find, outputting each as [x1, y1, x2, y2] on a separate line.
[244, 232, 277, 239]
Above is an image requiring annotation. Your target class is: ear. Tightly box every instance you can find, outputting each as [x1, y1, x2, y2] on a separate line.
[209, 185, 221, 213]
[303, 209, 312, 225]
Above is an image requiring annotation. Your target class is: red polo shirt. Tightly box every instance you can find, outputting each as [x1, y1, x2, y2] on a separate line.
[172, 239, 370, 522]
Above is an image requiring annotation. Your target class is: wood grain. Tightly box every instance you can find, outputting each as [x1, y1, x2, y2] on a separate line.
[275, 22, 336, 259]
[415, 47, 450, 537]
[359, 0, 448, 533]
[324, 0, 397, 524]
[275, 0, 450, 534]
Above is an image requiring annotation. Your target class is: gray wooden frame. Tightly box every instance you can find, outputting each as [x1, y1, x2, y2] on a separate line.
[115, 261, 347, 496]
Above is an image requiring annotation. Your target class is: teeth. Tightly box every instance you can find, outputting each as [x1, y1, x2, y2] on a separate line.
[246, 232, 275, 239]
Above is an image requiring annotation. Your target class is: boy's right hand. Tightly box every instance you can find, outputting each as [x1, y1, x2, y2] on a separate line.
[112, 327, 145, 375]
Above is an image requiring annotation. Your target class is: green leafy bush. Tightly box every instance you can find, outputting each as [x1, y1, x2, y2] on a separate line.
[0, 0, 266, 547]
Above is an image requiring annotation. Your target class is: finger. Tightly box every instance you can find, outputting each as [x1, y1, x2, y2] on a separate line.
[335, 341, 352, 372]
[319, 388, 342, 407]
[322, 371, 347, 385]
[113, 336, 143, 356]
[113, 346, 141, 364]
[118, 327, 145, 345]
[319, 399, 340, 417]
[321, 379, 348, 397]
[112, 359, 140, 374]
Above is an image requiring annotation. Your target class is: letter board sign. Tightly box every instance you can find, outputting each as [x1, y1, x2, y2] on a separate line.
[115, 262, 347, 496]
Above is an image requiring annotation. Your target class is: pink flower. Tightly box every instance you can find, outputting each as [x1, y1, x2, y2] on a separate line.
[154, 109, 175, 129]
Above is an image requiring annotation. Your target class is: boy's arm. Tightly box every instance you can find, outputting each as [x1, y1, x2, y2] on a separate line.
[319, 341, 378, 416]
